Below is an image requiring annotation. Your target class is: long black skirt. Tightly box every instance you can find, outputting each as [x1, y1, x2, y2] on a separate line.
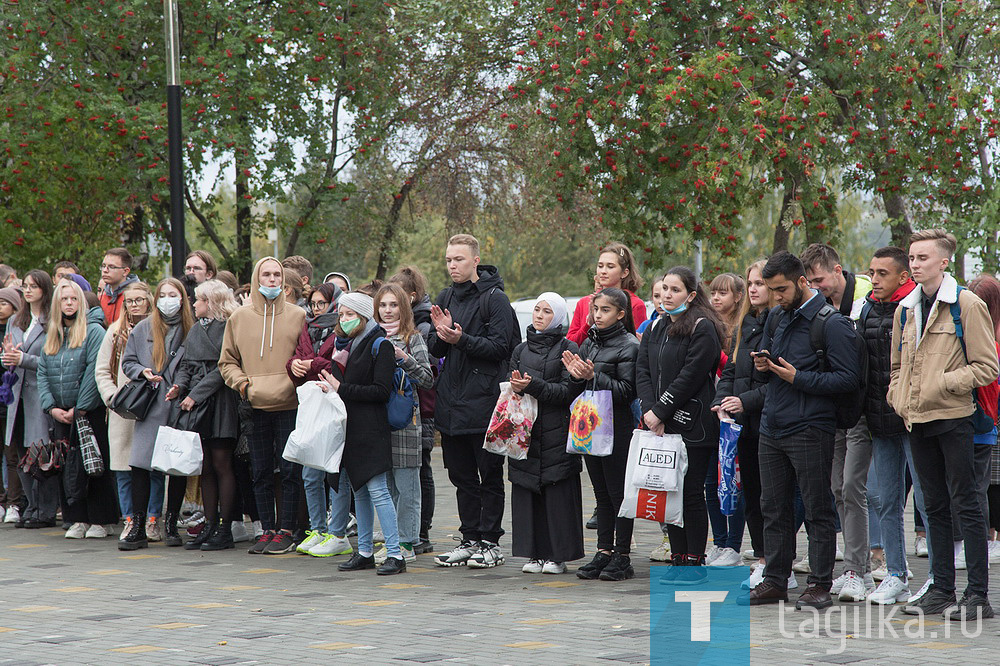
[511, 475, 585, 563]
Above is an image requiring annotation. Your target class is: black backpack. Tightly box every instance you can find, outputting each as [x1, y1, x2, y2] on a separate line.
[444, 286, 521, 360]
[767, 304, 868, 429]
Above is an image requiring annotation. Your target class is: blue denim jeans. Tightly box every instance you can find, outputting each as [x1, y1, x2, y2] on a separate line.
[872, 434, 929, 577]
[302, 466, 354, 536]
[349, 472, 400, 558]
[388, 466, 422, 545]
[116, 469, 165, 517]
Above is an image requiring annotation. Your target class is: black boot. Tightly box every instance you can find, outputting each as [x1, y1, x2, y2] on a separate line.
[118, 513, 148, 551]
[202, 520, 235, 551]
[184, 520, 215, 550]
[164, 511, 183, 547]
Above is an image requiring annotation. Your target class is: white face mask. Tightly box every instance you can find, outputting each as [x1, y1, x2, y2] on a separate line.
[157, 296, 182, 317]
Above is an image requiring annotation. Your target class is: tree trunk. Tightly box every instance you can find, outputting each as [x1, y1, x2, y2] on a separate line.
[883, 193, 912, 248]
[235, 150, 253, 283]
[375, 180, 416, 281]
[772, 172, 796, 253]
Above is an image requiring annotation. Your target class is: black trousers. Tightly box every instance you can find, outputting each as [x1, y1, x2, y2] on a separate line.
[584, 437, 633, 554]
[738, 429, 765, 558]
[760, 427, 837, 590]
[910, 417, 989, 595]
[419, 417, 436, 539]
[665, 445, 712, 559]
[440, 432, 505, 543]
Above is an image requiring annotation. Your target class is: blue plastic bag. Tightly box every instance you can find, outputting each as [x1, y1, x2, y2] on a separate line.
[718, 420, 743, 516]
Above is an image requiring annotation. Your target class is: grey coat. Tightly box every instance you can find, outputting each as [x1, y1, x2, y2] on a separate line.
[174, 319, 239, 440]
[4, 315, 52, 448]
[121, 318, 185, 470]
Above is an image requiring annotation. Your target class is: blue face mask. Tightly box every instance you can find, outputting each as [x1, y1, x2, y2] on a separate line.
[665, 302, 689, 316]
[258, 285, 282, 301]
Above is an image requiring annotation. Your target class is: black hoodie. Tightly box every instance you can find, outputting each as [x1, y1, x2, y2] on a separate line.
[428, 265, 516, 435]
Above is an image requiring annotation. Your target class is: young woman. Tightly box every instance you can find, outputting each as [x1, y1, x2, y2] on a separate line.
[37, 278, 118, 538]
[167, 280, 241, 551]
[119, 278, 194, 550]
[373, 283, 434, 563]
[0, 286, 24, 524]
[2, 270, 55, 528]
[710, 272, 746, 354]
[317, 292, 405, 575]
[95, 281, 165, 542]
[711, 260, 775, 587]
[287, 282, 355, 558]
[636, 266, 724, 582]
[510, 292, 583, 574]
[563, 287, 639, 581]
[388, 265, 437, 554]
[636, 275, 664, 339]
[567, 243, 647, 345]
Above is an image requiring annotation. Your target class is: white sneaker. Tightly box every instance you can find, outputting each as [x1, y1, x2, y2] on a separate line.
[435, 539, 480, 567]
[955, 541, 966, 570]
[787, 572, 799, 590]
[4, 505, 19, 524]
[741, 563, 764, 590]
[65, 522, 88, 539]
[711, 547, 742, 567]
[705, 545, 724, 565]
[307, 534, 353, 557]
[871, 562, 889, 581]
[831, 572, 850, 595]
[146, 516, 163, 543]
[468, 541, 505, 569]
[231, 520, 250, 543]
[909, 577, 933, 603]
[868, 575, 911, 605]
[84, 524, 109, 539]
[542, 561, 566, 574]
[835, 544, 844, 561]
[119, 516, 134, 542]
[296, 530, 327, 554]
[742, 549, 757, 561]
[989, 541, 1000, 565]
[179, 510, 204, 528]
[915, 535, 928, 557]
[374, 545, 388, 565]
[792, 558, 811, 574]
[649, 536, 671, 562]
[372, 530, 385, 544]
[400, 543, 416, 562]
[522, 559, 544, 573]
[252, 520, 264, 538]
[838, 571, 869, 602]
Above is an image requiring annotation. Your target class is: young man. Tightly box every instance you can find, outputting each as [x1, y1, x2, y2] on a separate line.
[860, 247, 932, 605]
[801, 243, 876, 602]
[889, 229, 998, 620]
[98, 248, 138, 323]
[428, 234, 516, 568]
[184, 251, 218, 284]
[220, 257, 306, 555]
[282, 256, 314, 291]
[737, 251, 860, 610]
[53, 261, 79, 284]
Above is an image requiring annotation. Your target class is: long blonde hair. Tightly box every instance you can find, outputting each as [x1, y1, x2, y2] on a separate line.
[44, 280, 89, 355]
[150, 278, 194, 372]
[374, 283, 417, 342]
[194, 279, 239, 321]
[731, 260, 769, 361]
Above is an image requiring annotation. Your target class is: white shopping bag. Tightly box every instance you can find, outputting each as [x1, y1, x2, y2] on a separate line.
[151, 426, 203, 476]
[282, 381, 348, 473]
[618, 429, 684, 526]
[628, 429, 687, 492]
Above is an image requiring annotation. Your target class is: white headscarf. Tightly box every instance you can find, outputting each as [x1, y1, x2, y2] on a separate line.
[534, 291, 568, 333]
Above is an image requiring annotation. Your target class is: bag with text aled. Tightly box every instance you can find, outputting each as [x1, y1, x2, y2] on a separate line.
[628, 429, 686, 492]
[619, 429, 684, 526]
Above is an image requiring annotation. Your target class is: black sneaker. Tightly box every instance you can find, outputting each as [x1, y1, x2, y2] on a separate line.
[586, 509, 598, 530]
[946, 592, 995, 621]
[248, 532, 273, 555]
[903, 585, 957, 616]
[413, 538, 434, 555]
[339, 553, 376, 571]
[577, 551, 613, 580]
[599, 553, 635, 581]
[377, 557, 407, 575]
[263, 531, 297, 554]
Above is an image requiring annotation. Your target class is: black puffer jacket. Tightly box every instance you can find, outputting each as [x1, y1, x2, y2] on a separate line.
[860, 291, 908, 438]
[428, 265, 516, 435]
[636, 314, 722, 447]
[577, 322, 639, 448]
[712, 310, 770, 433]
[507, 326, 581, 492]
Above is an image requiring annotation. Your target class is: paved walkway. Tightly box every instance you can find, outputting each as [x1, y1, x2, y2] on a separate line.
[0, 448, 998, 665]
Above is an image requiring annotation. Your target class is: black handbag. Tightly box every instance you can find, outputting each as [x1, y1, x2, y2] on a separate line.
[111, 379, 158, 420]
[169, 394, 213, 433]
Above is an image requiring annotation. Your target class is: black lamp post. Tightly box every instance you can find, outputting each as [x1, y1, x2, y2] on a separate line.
[164, 0, 185, 278]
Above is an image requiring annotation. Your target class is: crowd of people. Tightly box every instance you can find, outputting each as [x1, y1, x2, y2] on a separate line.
[0, 230, 995, 616]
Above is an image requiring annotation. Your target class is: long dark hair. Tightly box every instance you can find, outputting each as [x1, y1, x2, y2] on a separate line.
[593, 287, 636, 335]
[13, 269, 52, 331]
[661, 266, 726, 342]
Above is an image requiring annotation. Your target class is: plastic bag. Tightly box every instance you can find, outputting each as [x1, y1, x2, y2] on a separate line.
[619, 429, 683, 526]
[718, 420, 743, 516]
[628, 429, 687, 492]
[151, 426, 203, 476]
[282, 381, 348, 473]
[483, 382, 537, 460]
[566, 389, 614, 456]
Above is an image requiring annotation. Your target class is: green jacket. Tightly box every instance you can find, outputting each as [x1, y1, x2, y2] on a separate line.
[37, 307, 106, 413]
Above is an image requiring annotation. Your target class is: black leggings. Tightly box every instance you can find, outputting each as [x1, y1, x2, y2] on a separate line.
[739, 430, 765, 557]
[199, 438, 237, 524]
[131, 467, 186, 518]
[665, 446, 712, 559]
[988, 485, 1000, 532]
[584, 437, 633, 555]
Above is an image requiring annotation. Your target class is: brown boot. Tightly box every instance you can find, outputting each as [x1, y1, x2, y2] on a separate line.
[796, 585, 833, 610]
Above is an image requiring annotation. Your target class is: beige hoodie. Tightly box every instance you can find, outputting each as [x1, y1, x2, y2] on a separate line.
[218, 256, 306, 412]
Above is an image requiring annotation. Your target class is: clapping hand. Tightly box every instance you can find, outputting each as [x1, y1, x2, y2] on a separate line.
[561, 351, 595, 381]
[510, 370, 532, 393]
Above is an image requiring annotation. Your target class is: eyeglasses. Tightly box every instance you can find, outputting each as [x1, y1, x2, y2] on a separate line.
[124, 297, 147, 306]
[309, 300, 329, 309]
[100, 264, 124, 271]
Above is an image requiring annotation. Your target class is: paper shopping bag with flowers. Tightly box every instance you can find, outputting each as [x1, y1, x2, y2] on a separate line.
[566, 389, 614, 456]
[483, 382, 538, 460]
